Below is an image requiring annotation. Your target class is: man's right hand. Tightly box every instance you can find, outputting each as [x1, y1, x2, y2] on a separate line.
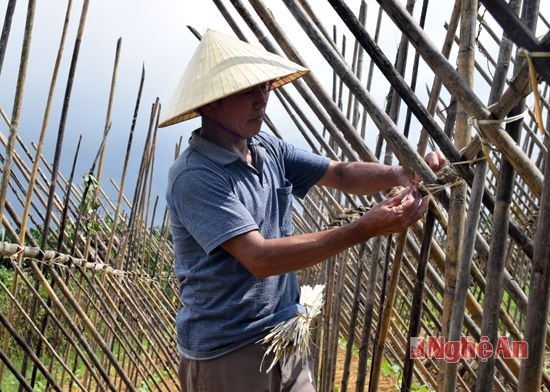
[356, 187, 429, 238]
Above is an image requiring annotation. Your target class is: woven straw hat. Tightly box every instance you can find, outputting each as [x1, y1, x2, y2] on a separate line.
[159, 29, 309, 127]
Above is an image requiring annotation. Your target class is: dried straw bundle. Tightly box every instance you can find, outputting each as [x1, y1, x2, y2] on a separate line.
[259, 284, 325, 373]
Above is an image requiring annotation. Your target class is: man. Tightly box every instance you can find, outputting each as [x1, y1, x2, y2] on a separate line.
[160, 29, 445, 391]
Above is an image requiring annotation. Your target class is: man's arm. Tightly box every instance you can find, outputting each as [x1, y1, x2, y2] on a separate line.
[316, 160, 409, 194]
[222, 188, 428, 279]
[317, 151, 446, 195]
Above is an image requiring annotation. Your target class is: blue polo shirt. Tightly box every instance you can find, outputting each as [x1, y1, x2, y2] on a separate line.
[166, 129, 329, 360]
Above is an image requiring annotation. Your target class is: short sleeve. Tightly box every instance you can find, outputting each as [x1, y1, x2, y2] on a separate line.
[169, 169, 259, 254]
[279, 140, 330, 198]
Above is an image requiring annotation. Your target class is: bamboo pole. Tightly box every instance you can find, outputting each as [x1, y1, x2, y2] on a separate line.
[441, 1, 476, 389]
[375, 0, 415, 160]
[475, 0, 523, 386]
[57, 134, 82, 250]
[417, 0, 461, 155]
[28, 135, 82, 387]
[104, 64, 145, 268]
[402, 0, 430, 139]
[340, 244, 366, 392]
[0, 136, 177, 388]
[41, 0, 89, 248]
[369, 232, 407, 392]
[0, 279, 86, 390]
[515, 1, 550, 388]
[0, 347, 33, 392]
[355, 236, 384, 392]
[84, 37, 122, 259]
[0, 0, 36, 382]
[6, 261, 106, 388]
[344, 1, 366, 128]
[360, 5, 383, 139]
[445, 161, 486, 391]
[401, 212, 435, 392]
[281, 0, 441, 179]
[0, 0, 17, 76]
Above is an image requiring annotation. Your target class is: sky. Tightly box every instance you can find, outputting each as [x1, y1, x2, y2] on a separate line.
[0, 0, 548, 227]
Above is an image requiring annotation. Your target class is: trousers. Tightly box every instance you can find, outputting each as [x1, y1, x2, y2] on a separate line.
[178, 342, 316, 391]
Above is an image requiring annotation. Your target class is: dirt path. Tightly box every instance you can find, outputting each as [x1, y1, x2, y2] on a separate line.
[333, 345, 400, 391]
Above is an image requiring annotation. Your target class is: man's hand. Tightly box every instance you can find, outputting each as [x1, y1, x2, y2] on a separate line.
[356, 187, 429, 237]
[424, 150, 446, 172]
[397, 150, 447, 187]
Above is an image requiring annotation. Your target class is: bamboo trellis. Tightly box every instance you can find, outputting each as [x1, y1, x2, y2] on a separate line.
[1, 0, 549, 391]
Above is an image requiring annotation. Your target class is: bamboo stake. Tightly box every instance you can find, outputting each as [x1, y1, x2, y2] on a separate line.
[369, 232, 407, 392]
[402, 0, 430, 139]
[280, 0, 456, 219]
[445, 161, 486, 391]
[0, 0, 17, 76]
[375, 0, 415, 160]
[104, 64, 145, 268]
[475, 0, 523, 385]
[358, 5, 383, 139]
[94, 38, 121, 187]
[0, 0, 36, 382]
[344, 1, 366, 127]
[516, 0, 550, 386]
[401, 212, 435, 392]
[84, 37, 122, 259]
[327, 251, 349, 391]
[0, 347, 33, 391]
[417, 0, 461, 154]
[0, 135, 175, 388]
[368, 235, 393, 387]
[57, 134, 82, 250]
[355, 236, 384, 392]
[6, 261, 106, 389]
[28, 135, 82, 387]
[340, 244, 366, 392]
[73, 272, 160, 391]
[441, 1, 476, 389]
[405, 232, 522, 388]
[41, 0, 89, 248]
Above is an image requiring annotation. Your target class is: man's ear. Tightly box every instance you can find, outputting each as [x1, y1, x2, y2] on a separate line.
[200, 101, 221, 116]
[198, 105, 209, 116]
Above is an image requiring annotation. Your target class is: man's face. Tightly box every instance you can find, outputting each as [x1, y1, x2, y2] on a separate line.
[202, 81, 271, 137]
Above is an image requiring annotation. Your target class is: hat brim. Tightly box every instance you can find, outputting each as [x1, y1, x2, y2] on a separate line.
[158, 69, 308, 127]
[158, 29, 309, 128]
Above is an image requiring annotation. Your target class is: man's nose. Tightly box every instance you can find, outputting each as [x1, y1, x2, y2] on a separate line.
[252, 87, 269, 108]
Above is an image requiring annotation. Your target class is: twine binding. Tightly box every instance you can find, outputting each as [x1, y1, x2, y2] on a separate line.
[258, 284, 325, 381]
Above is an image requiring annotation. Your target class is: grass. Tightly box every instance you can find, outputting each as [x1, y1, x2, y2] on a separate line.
[336, 336, 435, 391]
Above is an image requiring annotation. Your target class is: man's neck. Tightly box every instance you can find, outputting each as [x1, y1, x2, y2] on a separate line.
[200, 118, 250, 161]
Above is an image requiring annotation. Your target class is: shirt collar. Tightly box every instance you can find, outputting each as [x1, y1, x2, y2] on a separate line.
[188, 128, 245, 166]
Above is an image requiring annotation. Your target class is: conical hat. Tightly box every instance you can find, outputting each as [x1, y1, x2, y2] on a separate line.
[159, 29, 309, 127]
